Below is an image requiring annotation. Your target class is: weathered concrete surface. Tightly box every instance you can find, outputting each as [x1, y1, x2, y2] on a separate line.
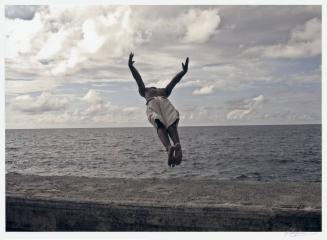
[6, 173, 321, 231]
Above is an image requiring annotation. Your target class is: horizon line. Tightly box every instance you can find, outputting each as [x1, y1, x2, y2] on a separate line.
[5, 122, 322, 130]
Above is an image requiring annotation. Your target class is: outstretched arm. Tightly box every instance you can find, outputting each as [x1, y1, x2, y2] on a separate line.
[128, 52, 145, 97]
[165, 57, 189, 97]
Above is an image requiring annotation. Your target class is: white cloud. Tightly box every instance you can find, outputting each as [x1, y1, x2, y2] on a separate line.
[77, 89, 143, 124]
[79, 18, 106, 53]
[227, 95, 265, 120]
[6, 78, 62, 95]
[180, 8, 220, 43]
[11, 92, 68, 113]
[82, 89, 103, 104]
[245, 18, 321, 59]
[36, 29, 68, 60]
[5, 6, 150, 76]
[5, 13, 43, 58]
[80, 89, 113, 116]
[6, 88, 146, 128]
[193, 85, 214, 95]
[48, 5, 141, 75]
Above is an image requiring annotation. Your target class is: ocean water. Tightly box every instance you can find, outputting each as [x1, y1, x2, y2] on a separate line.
[5, 125, 321, 182]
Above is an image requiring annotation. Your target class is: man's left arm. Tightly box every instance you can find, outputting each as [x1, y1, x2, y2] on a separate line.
[165, 57, 189, 97]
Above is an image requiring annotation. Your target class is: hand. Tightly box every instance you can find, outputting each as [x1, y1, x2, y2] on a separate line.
[182, 57, 189, 73]
[128, 52, 135, 67]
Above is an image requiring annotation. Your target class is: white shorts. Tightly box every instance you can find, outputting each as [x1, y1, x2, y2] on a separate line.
[146, 97, 179, 129]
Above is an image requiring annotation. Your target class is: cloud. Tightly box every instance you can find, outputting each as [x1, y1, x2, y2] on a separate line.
[187, 59, 274, 96]
[5, 12, 44, 59]
[11, 92, 68, 114]
[47, 5, 146, 75]
[6, 77, 62, 95]
[76, 89, 143, 124]
[6, 88, 146, 128]
[5, 5, 39, 20]
[82, 89, 103, 104]
[180, 8, 221, 43]
[5, 6, 150, 76]
[36, 28, 69, 60]
[5, 6, 321, 128]
[245, 18, 321, 59]
[193, 85, 214, 95]
[179, 105, 224, 125]
[80, 89, 113, 116]
[227, 95, 265, 120]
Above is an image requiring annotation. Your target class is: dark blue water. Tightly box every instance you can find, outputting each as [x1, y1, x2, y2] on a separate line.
[5, 125, 321, 182]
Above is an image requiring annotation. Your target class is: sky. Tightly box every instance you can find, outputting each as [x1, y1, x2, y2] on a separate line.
[4, 5, 322, 129]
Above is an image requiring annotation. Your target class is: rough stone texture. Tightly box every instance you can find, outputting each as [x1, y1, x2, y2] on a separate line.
[6, 173, 321, 231]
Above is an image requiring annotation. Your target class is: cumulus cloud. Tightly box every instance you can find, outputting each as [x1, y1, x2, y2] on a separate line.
[80, 89, 113, 116]
[227, 95, 265, 120]
[180, 8, 220, 43]
[245, 18, 321, 59]
[5, 6, 150, 76]
[193, 85, 214, 95]
[7, 88, 145, 128]
[188, 60, 273, 95]
[82, 89, 103, 104]
[76, 89, 143, 124]
[5, 13, 44, 59]
[11, 92, 68, 114]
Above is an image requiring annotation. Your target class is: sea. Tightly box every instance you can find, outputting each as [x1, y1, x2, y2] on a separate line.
[5, 125, 321, 182]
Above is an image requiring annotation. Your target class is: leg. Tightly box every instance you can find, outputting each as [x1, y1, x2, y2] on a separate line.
[155, 120, 175, 167]
[167, 120, 182, 165]
[167, 120, 180, 145]
[156, 120, 171, 152]
[157, 125, 171, 152]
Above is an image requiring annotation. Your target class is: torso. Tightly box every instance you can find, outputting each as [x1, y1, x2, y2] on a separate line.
[144, 87, 167, 102]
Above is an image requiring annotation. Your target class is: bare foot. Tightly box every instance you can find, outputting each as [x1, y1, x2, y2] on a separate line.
[167, 145, 176, 167]
[174, 143, 182, 165]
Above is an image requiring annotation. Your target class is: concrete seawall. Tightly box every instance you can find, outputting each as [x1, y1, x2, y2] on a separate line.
[6, 173, 321, 231]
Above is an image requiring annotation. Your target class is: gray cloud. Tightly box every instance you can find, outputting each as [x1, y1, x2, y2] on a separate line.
[244, 18, 321, 59]
[5, 5, 321, 128]
[5, 5, 40, 20]
[227, 95, 265, 120]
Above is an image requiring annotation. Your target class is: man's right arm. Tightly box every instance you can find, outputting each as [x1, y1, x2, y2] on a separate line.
[128, 53, 145, 97]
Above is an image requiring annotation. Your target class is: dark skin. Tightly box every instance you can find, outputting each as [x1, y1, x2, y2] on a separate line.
[128, 53, 189, 167]
[128, 52, 189, 99]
